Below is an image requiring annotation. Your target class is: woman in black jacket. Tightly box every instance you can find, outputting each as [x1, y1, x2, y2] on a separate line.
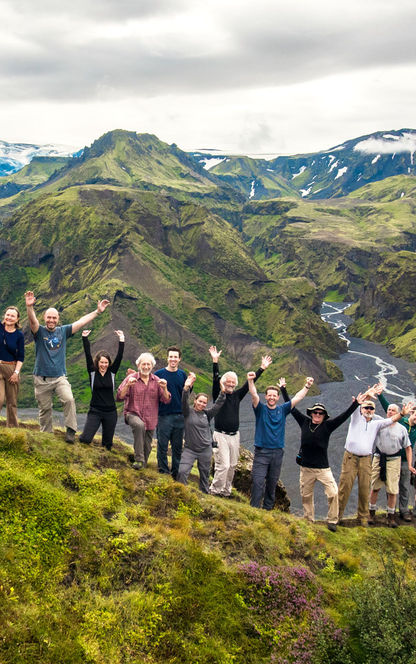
[280, 378, 364, 531]
[79, 329, 124, 450]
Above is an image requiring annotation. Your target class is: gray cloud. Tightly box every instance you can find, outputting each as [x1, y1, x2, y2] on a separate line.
[1, 0, 416, 108]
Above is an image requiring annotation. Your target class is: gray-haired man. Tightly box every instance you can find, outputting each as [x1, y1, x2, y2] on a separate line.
[208, 346, 272, 497]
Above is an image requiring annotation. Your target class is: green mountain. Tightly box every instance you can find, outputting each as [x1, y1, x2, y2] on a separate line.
[0, 130, 344, 408]
[197, 128, 416, 201]
[2, 128, 416, 410]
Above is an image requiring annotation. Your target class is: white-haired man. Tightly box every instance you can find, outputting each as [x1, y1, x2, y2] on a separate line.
[25, 290, 110, 442]
[208, 346, 272, 498]
[117, 352, 171, 470]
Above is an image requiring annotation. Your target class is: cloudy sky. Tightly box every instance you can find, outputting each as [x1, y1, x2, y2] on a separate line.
[1, 0, 416, 155]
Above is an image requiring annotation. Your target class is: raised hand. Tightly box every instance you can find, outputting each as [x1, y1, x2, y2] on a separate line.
[114, 329, 125, 341]
[278, 377, 286, 388]
[209, 346, 222, 363]
[261, 355, 272, 370]
[82, 329, 91, 337]
[247, 371, 256, 381]
[97, 299, 111, 313]
[24, 291, 36, 307]
[184, 372, 196, 390]
[305, 377, 314, 389]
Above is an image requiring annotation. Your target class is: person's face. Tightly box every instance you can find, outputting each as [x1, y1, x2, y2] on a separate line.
[311, 410, 325, 425]
[98, 356, 110, 373]
[361, 405, 375, 420]
[3, 308, 19, 328]
[223, 377, 237, 394]
[408, 410, 416, 426]
[387, 405, 399, 418]
[194, 395, 208, 411]
[265, 389, 279, 408]
[167, 351, 180, 370]
[138, 359, 152, 375]
[44, 308, 59, 331]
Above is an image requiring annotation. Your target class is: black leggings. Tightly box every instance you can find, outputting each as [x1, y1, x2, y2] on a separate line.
[79, 409, 118, 449]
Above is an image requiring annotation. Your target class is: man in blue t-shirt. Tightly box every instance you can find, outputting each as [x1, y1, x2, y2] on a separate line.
[25, 291, 110, 442]
[247, 372, 314, 510]
[155, 346, 187, 479]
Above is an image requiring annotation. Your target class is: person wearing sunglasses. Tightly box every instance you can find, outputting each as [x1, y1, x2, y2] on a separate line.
[280, 380, 364, 532]
[337, 388, 407, 527]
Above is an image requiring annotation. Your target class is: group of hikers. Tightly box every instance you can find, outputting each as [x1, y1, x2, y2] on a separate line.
[1, 293, 416, 531]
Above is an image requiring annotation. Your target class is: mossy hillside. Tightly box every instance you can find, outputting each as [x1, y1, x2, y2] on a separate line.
[2, 427, 416, 664]
[241, 188, 416, 296]
[349, 250, 416, 361]
[210, 155, 300, 199]
[1, 184, 343, 408]
[0, 156, 70, 188]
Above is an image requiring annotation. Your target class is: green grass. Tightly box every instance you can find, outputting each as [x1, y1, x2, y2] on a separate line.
[2, 426, 416, 663]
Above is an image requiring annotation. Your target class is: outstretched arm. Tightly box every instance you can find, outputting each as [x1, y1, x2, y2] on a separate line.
[81, 330, 94, 373]
[209, 346, 222, 399]
[111, 330, 125, 374]
[71, 299, 110, 334]
[247, 371, 259, 408]
[25, 291, 40, 334]
[290, 377, 314, 408]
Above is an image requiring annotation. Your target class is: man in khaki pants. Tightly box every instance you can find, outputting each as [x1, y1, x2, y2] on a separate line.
[337, 390, 405, 526]
[25, 291, 110, 442]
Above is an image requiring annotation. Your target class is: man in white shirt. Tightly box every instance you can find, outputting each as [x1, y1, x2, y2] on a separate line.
[337, 394, 407, 526]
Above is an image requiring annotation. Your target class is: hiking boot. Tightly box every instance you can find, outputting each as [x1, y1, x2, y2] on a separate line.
[387, 513, 398, 528]
[400, 512, 412, 522]
[327, 523, 337, 532]
[132, 461, 144, 471]
[368, 509, 376, 525]
[65, 427, 76, 444]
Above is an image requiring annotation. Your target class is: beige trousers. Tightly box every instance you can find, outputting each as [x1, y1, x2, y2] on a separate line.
[0, 362, 19, 427]
[210, 431, 240, 496]
[33, 375, 77, 433]
[300, 466, 339, 524]
[338, 451, 372, 522]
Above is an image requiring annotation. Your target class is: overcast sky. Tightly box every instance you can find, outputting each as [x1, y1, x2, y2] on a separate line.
[1, 0, 416, 155]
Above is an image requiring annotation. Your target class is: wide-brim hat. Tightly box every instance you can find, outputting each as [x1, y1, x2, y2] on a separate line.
[306, 403, 329, 420]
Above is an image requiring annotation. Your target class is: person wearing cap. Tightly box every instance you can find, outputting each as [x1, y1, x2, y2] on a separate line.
[280, 380, 364, 532]
[373, 384, 416, 521]
[247, 372, 314, 510]
[368, 401, 416, 527]
[337, 386, 406, 527]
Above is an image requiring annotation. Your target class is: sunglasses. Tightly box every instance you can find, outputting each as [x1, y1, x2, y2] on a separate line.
[311, 410, 325, 415]
[363, 406, 375, 410]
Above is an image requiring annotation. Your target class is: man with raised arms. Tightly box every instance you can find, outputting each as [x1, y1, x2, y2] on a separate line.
[25, 290, 110, 442]
[337, 386, 407, 527]
[247, 372, 314, 510]
[208, 346, 272, 498]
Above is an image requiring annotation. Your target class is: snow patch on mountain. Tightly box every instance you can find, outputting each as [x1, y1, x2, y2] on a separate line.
[291, 165, 306, 179]
[335, 167, 348, 179]
[200, 157, 226, 170]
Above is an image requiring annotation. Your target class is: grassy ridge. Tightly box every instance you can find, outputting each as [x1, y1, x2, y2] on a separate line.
[1, 426, 416, 663]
